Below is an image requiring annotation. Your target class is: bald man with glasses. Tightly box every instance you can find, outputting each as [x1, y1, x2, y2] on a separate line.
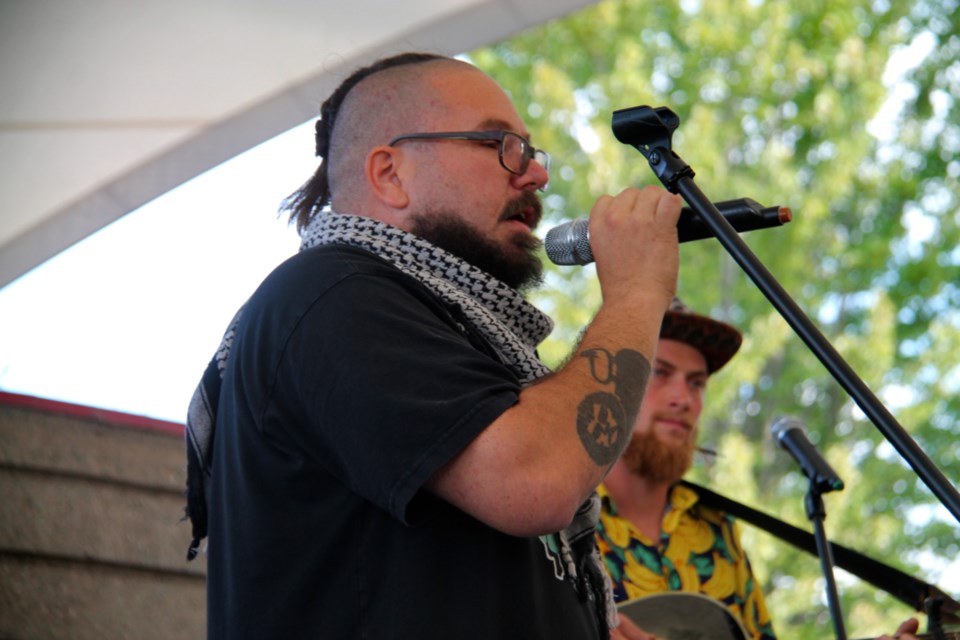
[186, 52, 682, 639]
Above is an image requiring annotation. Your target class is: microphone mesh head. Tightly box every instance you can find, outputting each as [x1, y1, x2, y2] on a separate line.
[770, 415, 803, 443]
[544, 219, 593, 265]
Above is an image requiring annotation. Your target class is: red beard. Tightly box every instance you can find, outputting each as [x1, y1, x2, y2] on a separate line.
[620, 423, 696, 484]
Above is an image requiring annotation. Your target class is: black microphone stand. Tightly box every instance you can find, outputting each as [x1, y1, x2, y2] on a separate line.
[806, 477, 848, 640]
[611, 105, 960, 526]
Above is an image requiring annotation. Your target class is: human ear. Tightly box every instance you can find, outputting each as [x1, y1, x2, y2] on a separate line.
[365, 146, 410, 209]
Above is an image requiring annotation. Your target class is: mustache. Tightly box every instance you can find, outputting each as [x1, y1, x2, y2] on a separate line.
[499, 191, 543, 228]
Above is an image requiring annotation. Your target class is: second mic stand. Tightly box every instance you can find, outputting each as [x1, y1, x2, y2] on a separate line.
[806, 478, 847, 640]
[610, 105, 960, 526]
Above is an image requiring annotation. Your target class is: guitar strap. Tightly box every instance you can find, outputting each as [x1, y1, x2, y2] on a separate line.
[680, 480, 960, 623]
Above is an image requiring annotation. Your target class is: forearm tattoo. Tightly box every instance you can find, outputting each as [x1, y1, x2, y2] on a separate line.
[576, 347, 651, 466]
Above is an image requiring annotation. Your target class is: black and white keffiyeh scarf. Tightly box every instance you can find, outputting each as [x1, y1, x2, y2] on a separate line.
[184, 212, 616, 629]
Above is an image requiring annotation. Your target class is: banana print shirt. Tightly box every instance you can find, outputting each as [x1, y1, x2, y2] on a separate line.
[596, 483, 777, 640]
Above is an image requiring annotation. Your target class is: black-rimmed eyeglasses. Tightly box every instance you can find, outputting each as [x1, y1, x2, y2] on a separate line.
[387, 130, 551, 181]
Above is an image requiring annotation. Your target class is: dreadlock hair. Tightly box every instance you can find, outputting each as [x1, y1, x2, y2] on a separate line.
[280, 52, 448, 233]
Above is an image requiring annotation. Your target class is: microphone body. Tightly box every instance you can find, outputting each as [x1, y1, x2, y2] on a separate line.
[771, 416, 845, 494]
[544, 198, 792, 266]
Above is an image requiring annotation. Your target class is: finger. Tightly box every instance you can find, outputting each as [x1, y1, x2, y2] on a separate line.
[892, 617, 920, 639]
[590, 194, 614, 218]
[655, 192, 684, 222]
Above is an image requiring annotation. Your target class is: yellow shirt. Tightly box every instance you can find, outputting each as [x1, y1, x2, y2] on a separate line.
[596, 483, 776, 640]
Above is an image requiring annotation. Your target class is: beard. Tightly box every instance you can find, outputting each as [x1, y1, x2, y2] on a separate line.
[619, 424, 696, 485]
[410, 192, 544, 291]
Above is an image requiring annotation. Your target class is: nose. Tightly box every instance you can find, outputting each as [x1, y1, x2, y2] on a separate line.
[663, 377, 693, 410]
[513, 157, 550, 192]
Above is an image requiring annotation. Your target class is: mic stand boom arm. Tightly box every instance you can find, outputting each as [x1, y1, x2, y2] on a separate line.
[611, 105, 960, 524]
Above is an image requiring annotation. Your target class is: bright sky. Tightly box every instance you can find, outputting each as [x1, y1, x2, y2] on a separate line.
[0, 121, 315, 424]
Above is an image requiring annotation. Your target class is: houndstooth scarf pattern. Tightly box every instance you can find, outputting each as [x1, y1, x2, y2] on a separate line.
[184, 212, 615, 630]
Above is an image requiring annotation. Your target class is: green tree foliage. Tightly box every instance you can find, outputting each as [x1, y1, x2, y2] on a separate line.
[470, 0, 960, 637]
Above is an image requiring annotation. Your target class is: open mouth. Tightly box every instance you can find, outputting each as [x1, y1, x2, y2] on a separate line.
[500, 193, 542, 231]
[502, 206, 539, 231]
[506, 210, 532, 228]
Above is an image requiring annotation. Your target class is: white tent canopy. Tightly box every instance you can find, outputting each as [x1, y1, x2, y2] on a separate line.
[0, 0, 599, 288]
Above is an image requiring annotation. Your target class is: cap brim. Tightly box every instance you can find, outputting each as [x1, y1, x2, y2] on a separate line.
[660, 310, 743, 373]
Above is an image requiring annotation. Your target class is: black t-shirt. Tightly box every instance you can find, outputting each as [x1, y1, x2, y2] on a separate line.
[206, 245, 605, 639]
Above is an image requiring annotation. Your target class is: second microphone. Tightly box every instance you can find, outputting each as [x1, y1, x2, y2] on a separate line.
[543, 198, 792, 266]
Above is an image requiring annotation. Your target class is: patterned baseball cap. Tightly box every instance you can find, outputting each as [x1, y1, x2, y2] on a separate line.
[660, 297, 743, 374]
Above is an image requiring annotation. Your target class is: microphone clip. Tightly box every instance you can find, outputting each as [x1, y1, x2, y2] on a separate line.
[612, 105, 694, 190]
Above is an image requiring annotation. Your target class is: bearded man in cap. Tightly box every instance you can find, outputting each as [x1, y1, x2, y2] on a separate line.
[596, 298, 777, 640]
[600, 300, 923, 640]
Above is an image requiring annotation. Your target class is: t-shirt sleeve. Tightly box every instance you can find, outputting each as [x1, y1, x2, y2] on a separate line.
[265, 266, 522, 524]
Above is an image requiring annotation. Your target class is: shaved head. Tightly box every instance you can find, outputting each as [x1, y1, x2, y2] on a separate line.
[281, 53, 483, 230]
[328, 58, 483, 210]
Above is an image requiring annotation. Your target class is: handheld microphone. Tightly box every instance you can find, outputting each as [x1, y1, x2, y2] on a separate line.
[771, 415, 845, 494]
[543, 198, 792, 266]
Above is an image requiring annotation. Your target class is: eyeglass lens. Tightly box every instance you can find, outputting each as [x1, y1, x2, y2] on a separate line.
[501, 134, 525, 174]
[502, 133, 550, 175]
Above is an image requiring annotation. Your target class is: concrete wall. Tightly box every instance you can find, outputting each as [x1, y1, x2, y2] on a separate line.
[0, 392, 205, 639]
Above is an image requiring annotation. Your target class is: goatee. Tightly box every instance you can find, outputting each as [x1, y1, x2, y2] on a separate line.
[410, 192, 544, 291]
[620, 425, 696, 484]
